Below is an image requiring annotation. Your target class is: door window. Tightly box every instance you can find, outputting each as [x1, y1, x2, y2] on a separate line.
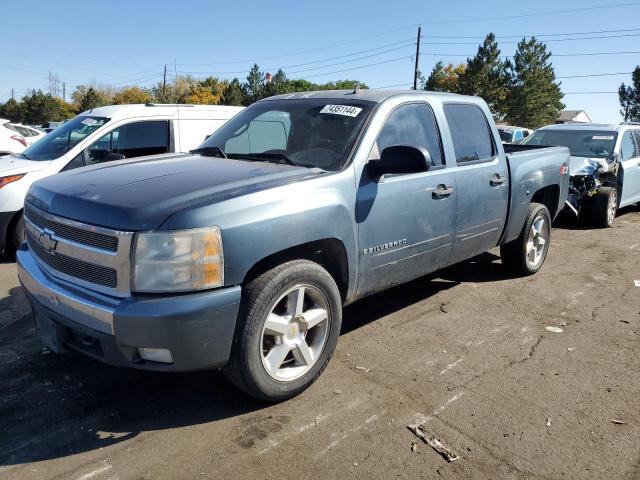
[85, 121, 169, 165]
[375, 103, 444, 167]
[444, 104, 496, 164]
[620, 131, 637, 160]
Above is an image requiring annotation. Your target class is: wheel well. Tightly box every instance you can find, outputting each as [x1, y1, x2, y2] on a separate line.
[242, 239, 350, 302]
[531, 185, 560, 219]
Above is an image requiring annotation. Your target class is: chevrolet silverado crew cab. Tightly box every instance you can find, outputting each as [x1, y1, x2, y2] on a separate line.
[0, 103, 243, 256]
[17, 90, 570, 401]
[521, 122, 640, 227]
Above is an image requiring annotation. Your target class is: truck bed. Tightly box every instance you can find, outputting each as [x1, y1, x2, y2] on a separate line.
[500, 144, 571, 245]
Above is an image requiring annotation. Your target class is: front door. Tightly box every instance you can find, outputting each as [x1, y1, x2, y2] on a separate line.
[443, 103, 509, 264]
[356, 102, 457, 296]
[619, 130, 640, 207]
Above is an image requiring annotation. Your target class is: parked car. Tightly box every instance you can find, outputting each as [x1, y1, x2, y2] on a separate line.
[17, 90, 570, 401]
[9, 123, 46, 146]
[0, 119, 28, 156]
[40, 121, 64, 133]
[497, 125, 533, 144]
[0, 103, 243, 254]
[521, 122, 640, 227]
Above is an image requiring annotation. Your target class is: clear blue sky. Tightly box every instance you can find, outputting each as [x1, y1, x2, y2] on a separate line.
[2, 0, 639, 123]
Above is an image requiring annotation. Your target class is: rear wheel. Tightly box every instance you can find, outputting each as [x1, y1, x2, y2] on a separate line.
[500, 202, 551, 276]
[224, 260, 342, 401]
[590, 186, 617, 228]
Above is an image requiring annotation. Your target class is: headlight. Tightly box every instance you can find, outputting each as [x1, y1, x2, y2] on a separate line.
[0, 174, 25, 189]
[132, 227, 223, 293]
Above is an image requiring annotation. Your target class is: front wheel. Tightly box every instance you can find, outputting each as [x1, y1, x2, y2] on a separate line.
[590, 186, 617, 228]
[11, 213, 26, 251]
[224, 260, 342, 401]
[500, 202, 551, 276]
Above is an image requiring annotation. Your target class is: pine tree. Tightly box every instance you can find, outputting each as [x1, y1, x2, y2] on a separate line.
[619, 66, 640, 121]
[242, 64, 265, 106]
[221, 78, 246, 106]
[458, 33, 511, 119]
[507, 37, 564, 129]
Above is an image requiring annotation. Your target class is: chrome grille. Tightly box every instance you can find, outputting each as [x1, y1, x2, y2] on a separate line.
[24, 204, 118, 252]
[27, 229, 117, 288]
[23, 203, 134, 297]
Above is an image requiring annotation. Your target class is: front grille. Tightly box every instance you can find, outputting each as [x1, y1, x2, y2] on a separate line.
[27, 230, 118, 288]
[25, 205, 118, 252]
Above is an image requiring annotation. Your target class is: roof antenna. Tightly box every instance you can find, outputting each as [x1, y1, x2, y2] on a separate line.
[352, 82, 360, 94]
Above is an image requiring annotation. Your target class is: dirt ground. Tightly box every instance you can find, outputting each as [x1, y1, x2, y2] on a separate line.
[1, 207, 639, 480]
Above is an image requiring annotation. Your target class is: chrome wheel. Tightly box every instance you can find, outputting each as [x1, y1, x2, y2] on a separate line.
[260, 284, 330, 382]
[607, 190, 617, 225]
[526, 215, 548, 269]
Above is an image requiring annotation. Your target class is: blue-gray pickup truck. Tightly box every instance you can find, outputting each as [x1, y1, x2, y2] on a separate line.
[17, 90, 570, 401]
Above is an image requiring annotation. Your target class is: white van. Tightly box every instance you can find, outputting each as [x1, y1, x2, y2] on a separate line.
[0, 103, 243, 254]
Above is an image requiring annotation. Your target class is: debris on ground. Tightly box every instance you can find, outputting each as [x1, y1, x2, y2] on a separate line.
[610, 419, 627, 425]
[355, 366, 370, 373]
[546, 418, 552, 427]
[333, 389, 342, 395]
[568, 348, 575, 352]
[41, 347, 51, 355]
[634, 280, 640, 287]
[407, 423, 459, 462]
[545, 326, 563, 333]
[440, 303, 449, 314]
[411, 441, 418, 452]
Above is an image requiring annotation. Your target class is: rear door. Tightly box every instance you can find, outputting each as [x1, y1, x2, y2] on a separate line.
[619, 129, 640, 207]
[444, 103, 509, 264]
[356, 102, 457, 295]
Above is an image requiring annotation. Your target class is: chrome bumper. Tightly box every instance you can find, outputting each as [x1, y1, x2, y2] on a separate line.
[17, 246, 118, 334]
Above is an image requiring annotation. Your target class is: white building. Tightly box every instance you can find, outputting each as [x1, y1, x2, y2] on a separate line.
[556, 110, 592, 124]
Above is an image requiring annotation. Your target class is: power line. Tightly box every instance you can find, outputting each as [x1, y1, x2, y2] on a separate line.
[420, 50, 640, 58]
[419, 33, 640, 45]
[557, 72, 633, 79]
[423, 27, 640, 39]
[564, 91, 619, 94]
[302, 56, 413, 79]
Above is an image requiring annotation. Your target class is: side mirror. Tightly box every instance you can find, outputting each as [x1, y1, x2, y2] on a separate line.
[369, 145, 431, 177]
[104, 152, 126, 162]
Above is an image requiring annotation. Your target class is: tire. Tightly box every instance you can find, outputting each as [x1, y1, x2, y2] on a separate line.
[224, 260, 342, 402]
[11, 213, 26, 252]
[500, 202, 551, 276]
[590, 186, 617, 228]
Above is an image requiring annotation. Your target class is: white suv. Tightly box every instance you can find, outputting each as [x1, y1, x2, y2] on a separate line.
[0, 103, 243, 254]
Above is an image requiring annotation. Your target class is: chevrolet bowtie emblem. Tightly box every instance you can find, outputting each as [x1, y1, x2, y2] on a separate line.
[38, 232, 57, 254]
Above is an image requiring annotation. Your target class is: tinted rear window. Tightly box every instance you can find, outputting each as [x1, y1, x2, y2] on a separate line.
[444, 104, 495, 163]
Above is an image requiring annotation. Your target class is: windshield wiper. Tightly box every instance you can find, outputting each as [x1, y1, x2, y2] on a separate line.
[233, 152, 298, 167]
[191, 146, 227, 159]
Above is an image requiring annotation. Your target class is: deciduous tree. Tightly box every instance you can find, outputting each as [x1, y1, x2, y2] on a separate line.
[422, 62, 466, 93]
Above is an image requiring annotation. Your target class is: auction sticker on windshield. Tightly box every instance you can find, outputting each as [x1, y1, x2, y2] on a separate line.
[592, 135, 615, 140]
[320, 105, 363, 117]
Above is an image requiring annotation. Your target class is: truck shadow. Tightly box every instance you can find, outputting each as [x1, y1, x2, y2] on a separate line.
[0, 251, 510, 467]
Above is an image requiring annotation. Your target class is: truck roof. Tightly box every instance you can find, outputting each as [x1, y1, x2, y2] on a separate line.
[79, 103, 244, 120]
[262, 89, 464, 104]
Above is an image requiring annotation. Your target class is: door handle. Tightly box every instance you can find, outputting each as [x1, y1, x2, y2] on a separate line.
[432, 184, 455, 199]
[490, 174, 506, 186]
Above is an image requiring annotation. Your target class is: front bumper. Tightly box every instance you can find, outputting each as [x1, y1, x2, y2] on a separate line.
[17, 244, 242, 371]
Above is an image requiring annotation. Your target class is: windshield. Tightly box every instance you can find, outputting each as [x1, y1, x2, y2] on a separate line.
[21, 116, 109, 161]
[197, 98, 373, 171]
[522, 129, 617, 159]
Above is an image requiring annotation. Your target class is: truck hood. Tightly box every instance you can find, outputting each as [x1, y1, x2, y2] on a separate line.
[0, 155, 51, 176]
[27, 153, 321, 231]
[569, 156, 610, 177]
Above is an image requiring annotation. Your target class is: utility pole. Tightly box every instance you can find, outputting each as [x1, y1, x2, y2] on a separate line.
[413, 26, 422, 90]
[62, 82, 66, 102]
[162, 64, 167, 96]
[11, 88, 14, 100]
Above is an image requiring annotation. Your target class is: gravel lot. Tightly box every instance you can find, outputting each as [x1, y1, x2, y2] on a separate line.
[1, 207, 639, 480]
